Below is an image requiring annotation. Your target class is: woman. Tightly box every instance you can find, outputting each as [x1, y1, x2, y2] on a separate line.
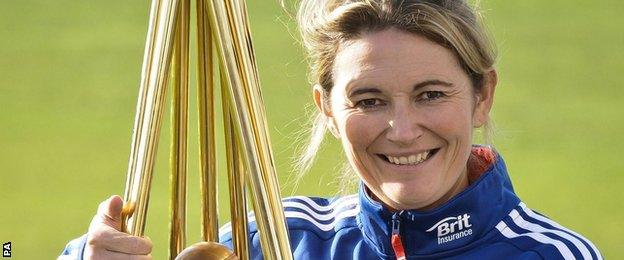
[60, 0, 602, 259]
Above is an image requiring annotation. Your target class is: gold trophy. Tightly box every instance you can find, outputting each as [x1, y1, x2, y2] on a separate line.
[119, 0, 293, 259]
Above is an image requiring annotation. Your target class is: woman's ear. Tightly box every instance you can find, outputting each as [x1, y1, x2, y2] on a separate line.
[313, 84, 340, 138]
[313, 84, 330, 116]
[473, 69, 497, 128]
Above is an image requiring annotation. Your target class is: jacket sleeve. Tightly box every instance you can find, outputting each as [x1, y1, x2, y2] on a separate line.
[219, 223, 265, 260]
[58, 234, 87, 260]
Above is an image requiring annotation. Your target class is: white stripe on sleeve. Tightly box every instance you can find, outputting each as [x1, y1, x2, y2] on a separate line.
[519, 202, 602, 260]
[509, 209, 592, 259]
[495, 221, 575, 260]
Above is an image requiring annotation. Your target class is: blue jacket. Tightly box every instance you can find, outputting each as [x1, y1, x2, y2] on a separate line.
[60, 152, 602, 259]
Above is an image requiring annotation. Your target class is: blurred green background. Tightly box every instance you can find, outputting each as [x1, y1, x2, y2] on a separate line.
[1, 0, 622, 259]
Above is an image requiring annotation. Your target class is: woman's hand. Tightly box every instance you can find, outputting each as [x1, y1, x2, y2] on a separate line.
[84, 195, 153, 260]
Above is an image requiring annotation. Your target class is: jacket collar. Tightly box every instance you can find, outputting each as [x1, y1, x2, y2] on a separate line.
[357, 147, 521, 257]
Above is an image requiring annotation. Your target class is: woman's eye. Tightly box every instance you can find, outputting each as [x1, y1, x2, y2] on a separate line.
[355, 98, 383, 108]
[420, 91, 445, 101]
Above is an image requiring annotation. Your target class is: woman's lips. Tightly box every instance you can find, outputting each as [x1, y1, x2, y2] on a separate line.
[377, 148, 440, 167]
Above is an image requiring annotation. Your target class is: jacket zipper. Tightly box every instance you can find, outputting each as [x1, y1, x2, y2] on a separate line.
[391, 212, 407, 260]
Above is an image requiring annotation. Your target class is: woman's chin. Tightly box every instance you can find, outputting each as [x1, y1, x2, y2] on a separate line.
[381, 184, 438, 210]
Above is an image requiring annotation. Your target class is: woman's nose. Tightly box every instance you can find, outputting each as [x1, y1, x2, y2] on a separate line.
[386, 115, 423, 146]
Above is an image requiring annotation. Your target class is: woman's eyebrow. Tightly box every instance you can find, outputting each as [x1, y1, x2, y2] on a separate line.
[414, 79, 453, 90]
[348, 79, 453, 97]
[348, 87, 381, 98]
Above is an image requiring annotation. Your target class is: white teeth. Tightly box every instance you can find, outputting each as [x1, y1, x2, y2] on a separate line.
[386, 150, 432, 165]
[399, 157, 407, 164]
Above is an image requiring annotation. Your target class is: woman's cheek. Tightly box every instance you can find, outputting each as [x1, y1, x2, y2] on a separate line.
[342, 112, 386, 147]
[340, 112, 387, 186]
[421, 102, 473, 140]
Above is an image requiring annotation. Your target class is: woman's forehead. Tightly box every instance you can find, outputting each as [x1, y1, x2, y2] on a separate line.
[333, 29, 464, 90]
[338, 29, 449, 60]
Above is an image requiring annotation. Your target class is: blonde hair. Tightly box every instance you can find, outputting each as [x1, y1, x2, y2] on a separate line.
[293, 0, 497, 193]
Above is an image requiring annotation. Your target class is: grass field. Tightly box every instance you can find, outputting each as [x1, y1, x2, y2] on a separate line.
[0, 1, 622, 259]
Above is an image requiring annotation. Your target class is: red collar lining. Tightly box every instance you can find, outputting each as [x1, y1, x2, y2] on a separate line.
[467, 146, 496, 184]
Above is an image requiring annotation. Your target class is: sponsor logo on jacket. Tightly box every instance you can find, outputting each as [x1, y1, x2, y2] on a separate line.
[426, 214, 473, 244]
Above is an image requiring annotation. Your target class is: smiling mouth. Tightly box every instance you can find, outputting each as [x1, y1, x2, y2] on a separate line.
[378, 148, 440, 166]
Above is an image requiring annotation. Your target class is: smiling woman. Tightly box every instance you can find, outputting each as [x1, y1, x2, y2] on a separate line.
[319, 28, 496, 212]
[58, 0, 604, 259]
[286, 0, 601, 259]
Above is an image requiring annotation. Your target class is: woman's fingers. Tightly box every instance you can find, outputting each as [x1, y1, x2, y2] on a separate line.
[89, 195, 124, 232]
[85, 248, 152, 260]
[95, 228, 152, 255]
[84, 195, 153, 259]
[86, 226, 153, 258]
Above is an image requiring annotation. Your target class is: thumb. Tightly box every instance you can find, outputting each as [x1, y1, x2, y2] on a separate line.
[91, 195, 124, 232]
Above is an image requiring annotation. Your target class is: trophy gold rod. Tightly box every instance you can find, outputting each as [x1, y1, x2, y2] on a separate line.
[224, 0, 292, 258]
[224, 1, 282, 239]
[122, 0, 180, 236]
[204, 0, 293, 259]
[122, 0, 161, 222]
[222, 69, 250, 260]
[169, 0, 190, 258]
[196, 0, 219, 243]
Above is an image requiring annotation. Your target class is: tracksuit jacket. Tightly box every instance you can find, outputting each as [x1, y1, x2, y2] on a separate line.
[60, 149, 602, 259]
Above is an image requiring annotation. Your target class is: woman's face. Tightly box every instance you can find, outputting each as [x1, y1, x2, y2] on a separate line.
[315, 28, 495, 210]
